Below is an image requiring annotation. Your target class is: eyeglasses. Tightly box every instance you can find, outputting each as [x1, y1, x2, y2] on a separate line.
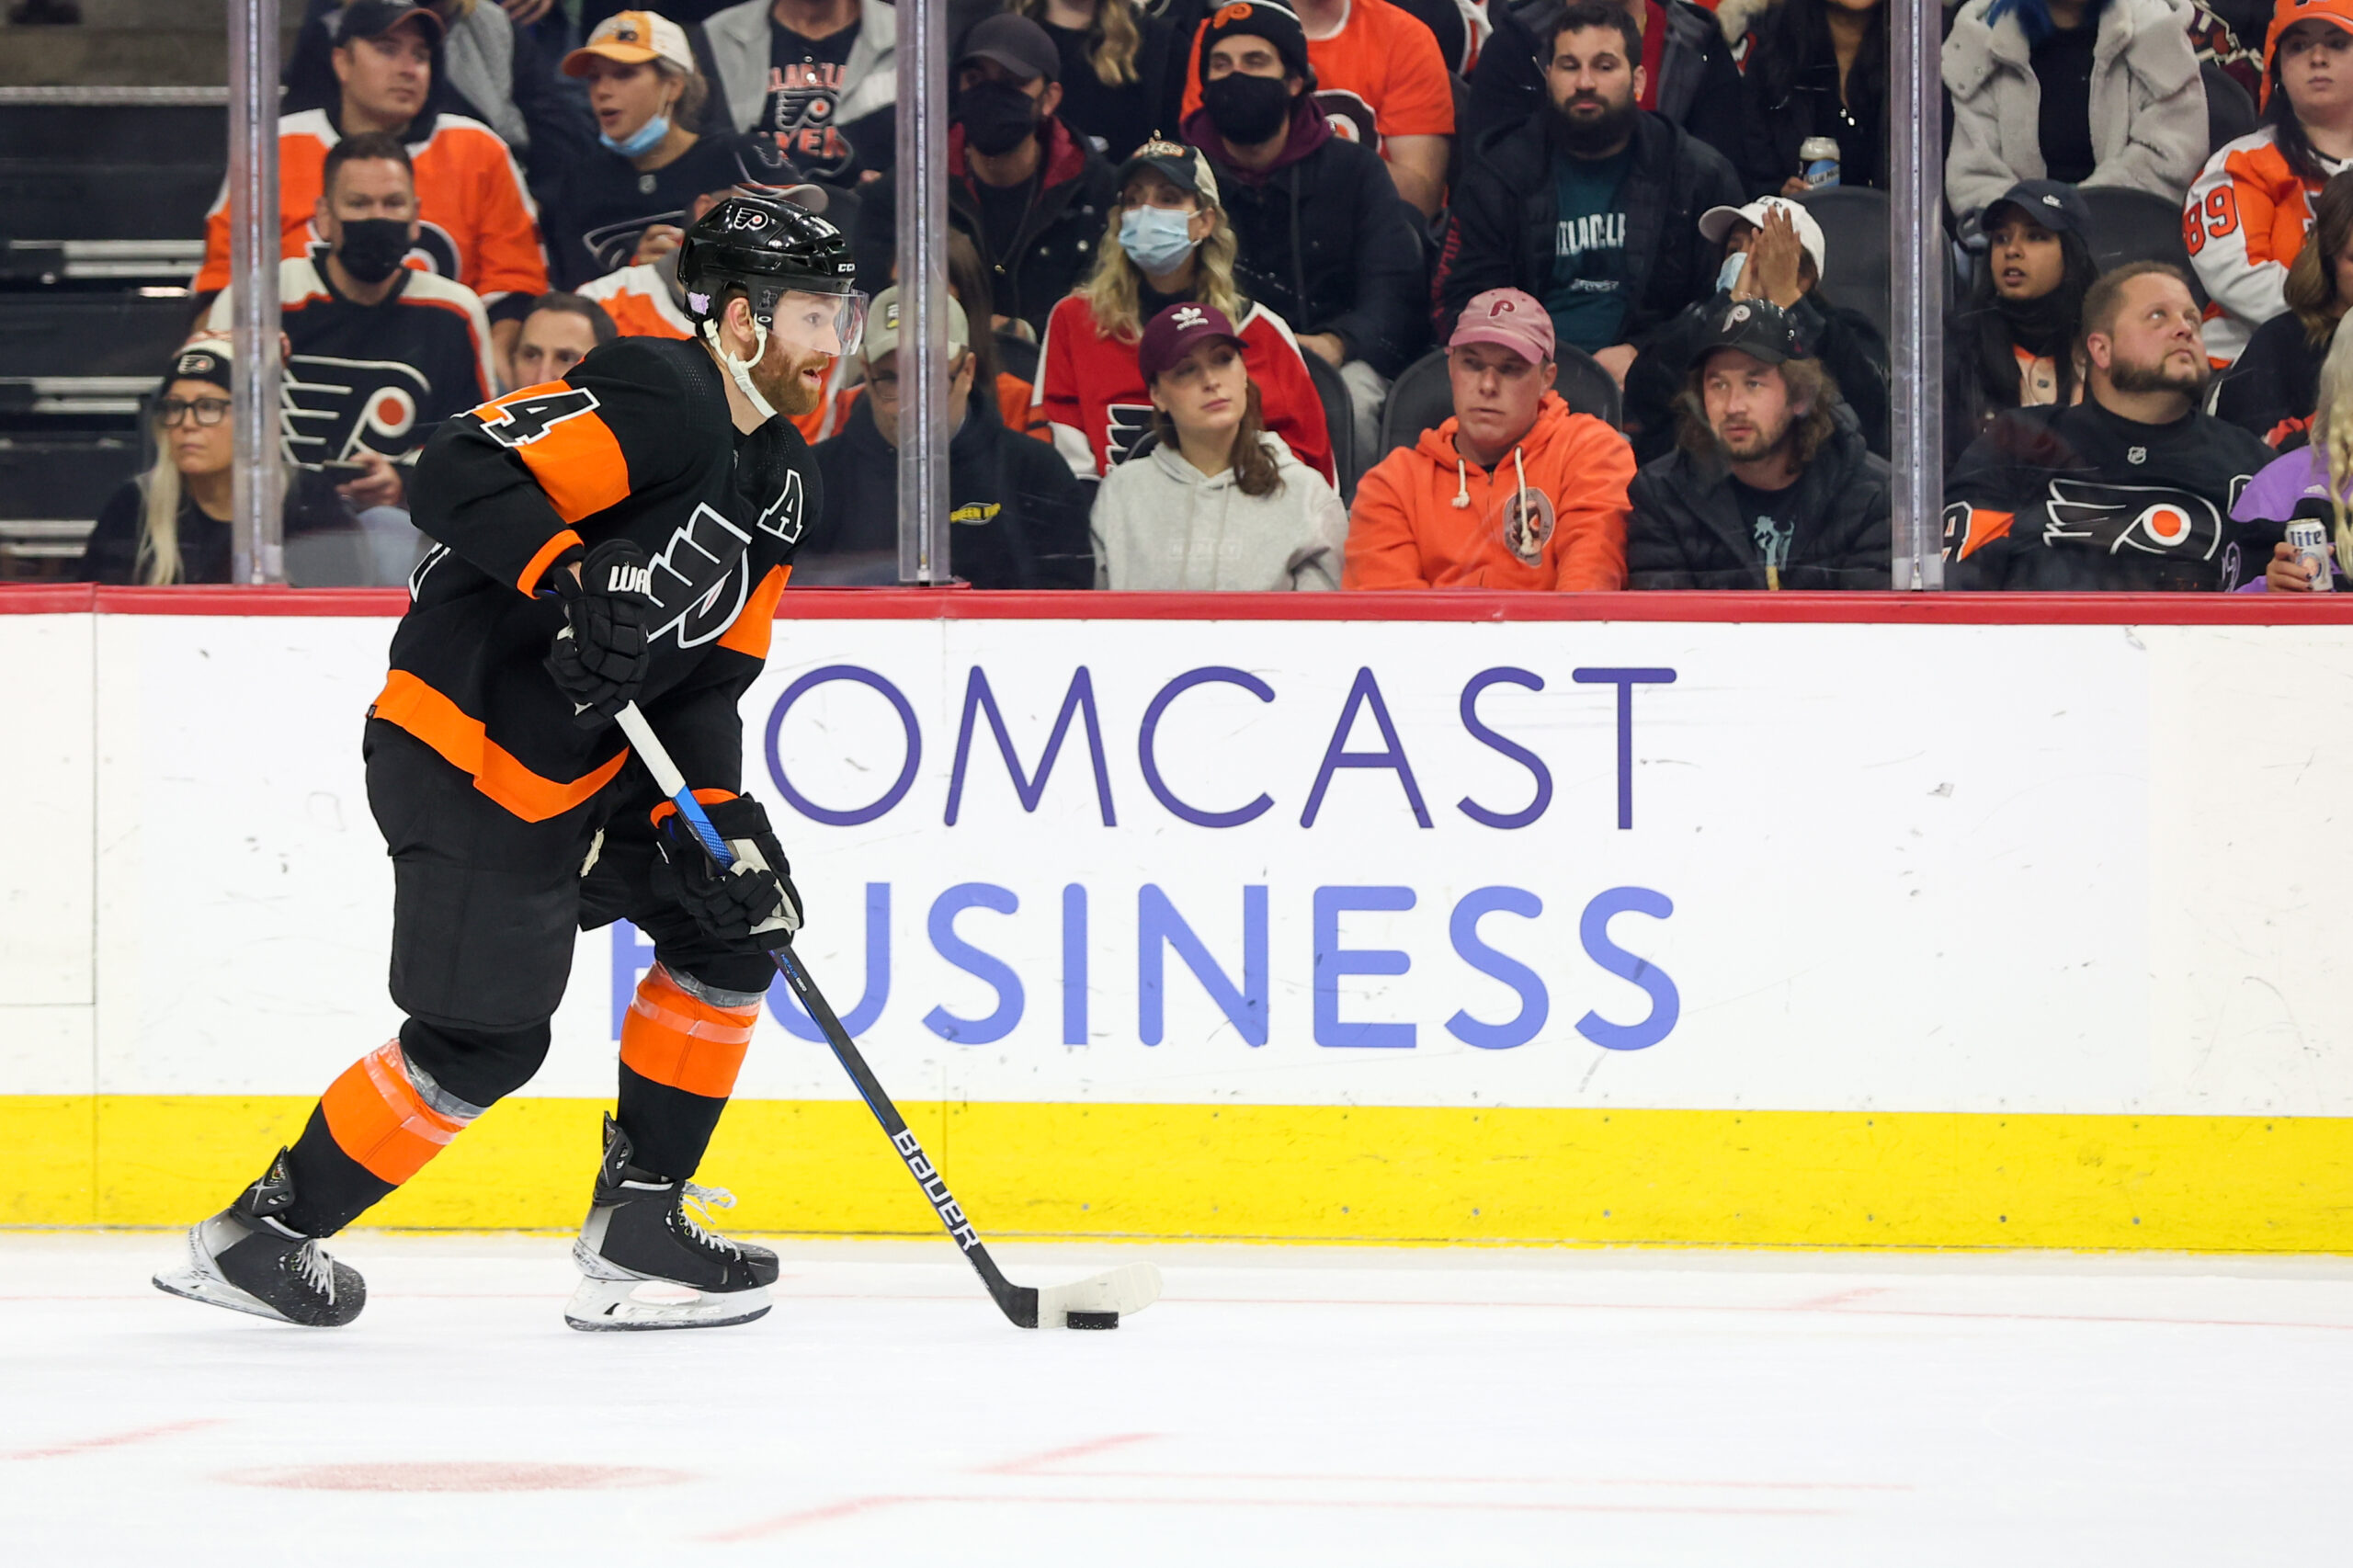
[158, 396, 231, 427]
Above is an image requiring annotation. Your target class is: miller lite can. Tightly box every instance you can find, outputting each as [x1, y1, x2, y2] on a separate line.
[1800, 137, 1841, 189]
[2288, 520, 2336, 591]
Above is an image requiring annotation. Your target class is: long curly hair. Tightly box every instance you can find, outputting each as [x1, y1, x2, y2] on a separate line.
[1674, 354, 1846, 468]
[1078, 192, 1246, 343]
[1015, 0, 1143, 86]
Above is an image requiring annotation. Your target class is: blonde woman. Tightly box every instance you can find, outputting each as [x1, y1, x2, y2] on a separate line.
[74, 342, 352, 585]
[1016, 0, 1176, 160]
[1034, 139, 1336, 483]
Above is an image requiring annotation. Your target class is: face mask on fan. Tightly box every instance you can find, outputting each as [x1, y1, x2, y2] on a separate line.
[1119, 206, 1199, 277]
[335, 219, 414, 285]
[599, 112, 671, 157]
[1201, 73, 1293, 146]
[955, 80, 1040, 157]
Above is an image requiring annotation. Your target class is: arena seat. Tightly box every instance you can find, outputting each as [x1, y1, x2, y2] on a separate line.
[2079, 186, 2208, 307]
[1301, 347, 1359, 502]
[2204, 61, 2256, 157]
[1793, 186, 1893, 346]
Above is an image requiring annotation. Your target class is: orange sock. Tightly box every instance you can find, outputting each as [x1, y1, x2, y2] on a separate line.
[318, 1039, 471, 1186]
[619, 965, 759, 1099]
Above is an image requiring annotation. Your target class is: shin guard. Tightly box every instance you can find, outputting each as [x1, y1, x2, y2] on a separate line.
[615, 963, 760, 1180]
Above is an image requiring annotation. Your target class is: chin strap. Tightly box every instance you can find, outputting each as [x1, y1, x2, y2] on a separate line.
[701, 317, 779, 423]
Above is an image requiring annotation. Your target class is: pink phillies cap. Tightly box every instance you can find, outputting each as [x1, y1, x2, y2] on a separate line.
[1449, 288, 1554, 364]
[1139, 301, 1248, 385]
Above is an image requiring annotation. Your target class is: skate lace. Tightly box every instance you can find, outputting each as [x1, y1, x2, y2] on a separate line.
[290, 1239, 335, 1303]
[678, 1184, 743, 1258]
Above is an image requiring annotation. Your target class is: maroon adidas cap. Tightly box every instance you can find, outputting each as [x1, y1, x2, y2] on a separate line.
[1138, 301, 1247, 386]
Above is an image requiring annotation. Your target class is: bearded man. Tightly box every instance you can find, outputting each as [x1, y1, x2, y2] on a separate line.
[1945, 262, 2277, 591]
[1431, 0, 1739, 387]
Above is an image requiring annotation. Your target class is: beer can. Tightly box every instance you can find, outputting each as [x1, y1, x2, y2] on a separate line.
[2288, 519, 2336, 591]
[1799, 136, 1841, 189]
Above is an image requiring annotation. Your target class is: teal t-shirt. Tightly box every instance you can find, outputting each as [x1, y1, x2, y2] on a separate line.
[1544, 147, 1634, 351]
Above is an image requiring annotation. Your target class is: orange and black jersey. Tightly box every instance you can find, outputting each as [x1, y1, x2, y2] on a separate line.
[1942, 400, 2275, 592]
[382, 335, 814, 820]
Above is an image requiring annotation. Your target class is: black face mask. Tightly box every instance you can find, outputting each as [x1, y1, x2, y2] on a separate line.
[335, 219, 412, 285]
[1202, 73, 1293, 146]
[955, 80, 1040, 157]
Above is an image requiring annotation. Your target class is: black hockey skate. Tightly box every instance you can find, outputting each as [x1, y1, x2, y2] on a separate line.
[566, 1116, 778, 1332]
[152, 1151, 365, 1327]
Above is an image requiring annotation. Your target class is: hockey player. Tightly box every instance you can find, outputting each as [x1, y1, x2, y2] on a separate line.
[154, 194, 866, 1332]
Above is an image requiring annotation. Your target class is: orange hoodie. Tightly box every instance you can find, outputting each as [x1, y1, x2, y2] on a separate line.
[1345, 392, 1632, 590]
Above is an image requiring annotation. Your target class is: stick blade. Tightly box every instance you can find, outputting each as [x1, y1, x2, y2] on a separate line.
[1035, 1262, 1163, 1329]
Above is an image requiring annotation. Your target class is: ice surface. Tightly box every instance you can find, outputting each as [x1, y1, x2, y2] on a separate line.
[4, 1233, 2350, 1564]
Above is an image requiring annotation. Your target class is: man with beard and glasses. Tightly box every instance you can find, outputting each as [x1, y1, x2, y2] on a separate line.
[201, 133, 495, 520]
[855, 13, 1116, 340]
[154, 196, 859, 1334]
[1433, 0, 1739, 388]
[1946, 261, 2278, 590]
[1626, 300, 1890, 589]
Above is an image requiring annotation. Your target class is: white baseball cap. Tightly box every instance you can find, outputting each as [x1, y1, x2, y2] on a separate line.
[563, 10, 695, 76]
[1697, 198, 1828, 279]
[864, 287, 970, 362]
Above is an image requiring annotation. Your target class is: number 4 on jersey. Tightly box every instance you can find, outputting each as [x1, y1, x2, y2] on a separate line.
[473, 386, 601, 448]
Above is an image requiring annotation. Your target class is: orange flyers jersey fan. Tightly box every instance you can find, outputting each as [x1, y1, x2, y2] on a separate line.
[1180, 0, 1455, 150]
[2184, 128, 2349, 364]
[195, 108, 551, 320]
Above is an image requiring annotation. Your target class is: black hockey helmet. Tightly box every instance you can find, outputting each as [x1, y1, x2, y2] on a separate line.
[678, 194, 859, 330]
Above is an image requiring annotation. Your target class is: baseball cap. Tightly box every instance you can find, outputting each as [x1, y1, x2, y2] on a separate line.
[2267, 0, 2353, 106]
[1982, 177, 2092, 237]
[1697, 197, 1828, 279]
[1448, 288, 1554, 365]
[1117, 139, 1222, 205]
[1138, 301, 1249, 385]
[1198, 0, 1313, 87]
[563, 9, 695, 76]
[958, 13, 1060, 84]
[1698, 300, 1806, 369]
[864, 286, 971, 362]
[161, 339, 233, 395]
[335, 0, 444, 44]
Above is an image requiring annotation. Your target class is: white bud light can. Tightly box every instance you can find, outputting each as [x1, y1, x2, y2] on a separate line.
[2288, 520, 2336, 591]
[1800, 136, 1841, 189]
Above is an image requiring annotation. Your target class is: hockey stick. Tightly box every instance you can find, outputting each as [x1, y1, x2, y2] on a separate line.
[611, 700, 1161, 1331]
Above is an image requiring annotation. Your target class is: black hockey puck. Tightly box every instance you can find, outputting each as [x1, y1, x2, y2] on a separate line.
[1064, 1310, 1120, 1330]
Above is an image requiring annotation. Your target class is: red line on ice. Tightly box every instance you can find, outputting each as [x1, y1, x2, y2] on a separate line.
[4, 1418, 221, 1461]
[975, 1432, 1160, 1475]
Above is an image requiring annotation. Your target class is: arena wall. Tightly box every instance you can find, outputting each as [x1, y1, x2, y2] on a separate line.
[6, 586, 2353, 1248]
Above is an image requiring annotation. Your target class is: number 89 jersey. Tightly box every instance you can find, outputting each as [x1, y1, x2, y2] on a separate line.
[378, 335, 820, 824]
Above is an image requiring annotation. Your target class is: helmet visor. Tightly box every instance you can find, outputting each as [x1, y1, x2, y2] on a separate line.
[765, 288, 869, 360]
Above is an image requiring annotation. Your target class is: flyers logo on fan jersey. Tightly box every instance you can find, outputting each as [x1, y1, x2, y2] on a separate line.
[2040, 479, 2226, 560]
[282, 353, 435, 464]
[1105, 403, 1154, 466]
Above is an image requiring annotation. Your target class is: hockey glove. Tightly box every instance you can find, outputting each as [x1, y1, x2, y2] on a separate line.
[653, 792, 804, 949]
[545, 538, 657, 726]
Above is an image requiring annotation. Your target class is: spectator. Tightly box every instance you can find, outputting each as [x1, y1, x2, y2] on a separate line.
[204, 133, 497, 517]
[1944, 179, 2097, 467]
[1185, 0, 1429, 456]
[1015, 0, 1178, 161]
[1945, 260, 2276, 588]
[1943, 0, 2206, 236]
[1433, 1, 1742, 383]
[1620, 195, 1891, 461]
[1093, 301, 1348, 587]
[2190, 0, 2267, 100]
[2188, 0, 2353, 363]
[511, 292, 619, 383]
[1035, 139, 1337, 482]
[2234, 303, 2353, 587]
[1739, 0, 1887, 197]
[1626, 299, 1892, 588]
[1346, 287, 1633, 588]
[74, 342, 358, 585]
[2217, 168, 2353, 447]
[858, 15, 1120, 339]
[807, 289, 1094, 586]
[196, 0, 548, 384]
[284, 0, 595, 197]
[1177, 0, 1456, 219]
[821, 231, 1039, 437]
[541, 13, 763, 285]
[699, 0, 897, 186]
[1463, 0, 1750, 171]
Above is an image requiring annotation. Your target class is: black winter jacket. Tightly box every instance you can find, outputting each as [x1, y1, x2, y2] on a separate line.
[856, 117, 1119, 339]
[1188, 101, 1429, 379]
[1433, 108, 1744, 347]
[2213, 309, 2330, 453]
[806, 393, 1094, 589]
[1626, 410, 1892, 589]
[1462, 0, 1746, 171]
[1621, 288, 1892, 462]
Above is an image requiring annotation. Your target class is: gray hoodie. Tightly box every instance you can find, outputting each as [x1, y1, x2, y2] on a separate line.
[1090, 435, 1347, 591]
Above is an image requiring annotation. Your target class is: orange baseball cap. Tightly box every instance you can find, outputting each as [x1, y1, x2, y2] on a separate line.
[2263, 0, 2353, 108]
[563, 10, 694, 76]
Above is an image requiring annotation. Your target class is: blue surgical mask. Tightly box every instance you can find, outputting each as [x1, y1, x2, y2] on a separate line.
[600, 113, 670, 157]
[1120, 206, 1199, 277]
[1715, 251, 1748, 295]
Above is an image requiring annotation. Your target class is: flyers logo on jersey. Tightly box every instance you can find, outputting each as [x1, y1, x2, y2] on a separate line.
[647, 503, 754, 649]
[2041, 479, 2224, 560]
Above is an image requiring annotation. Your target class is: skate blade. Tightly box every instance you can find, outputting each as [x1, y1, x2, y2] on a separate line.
[1037, 1262, 1164, 1328]
[153, 1265, 294, 1324]
[564, 1276, 772, 1333]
